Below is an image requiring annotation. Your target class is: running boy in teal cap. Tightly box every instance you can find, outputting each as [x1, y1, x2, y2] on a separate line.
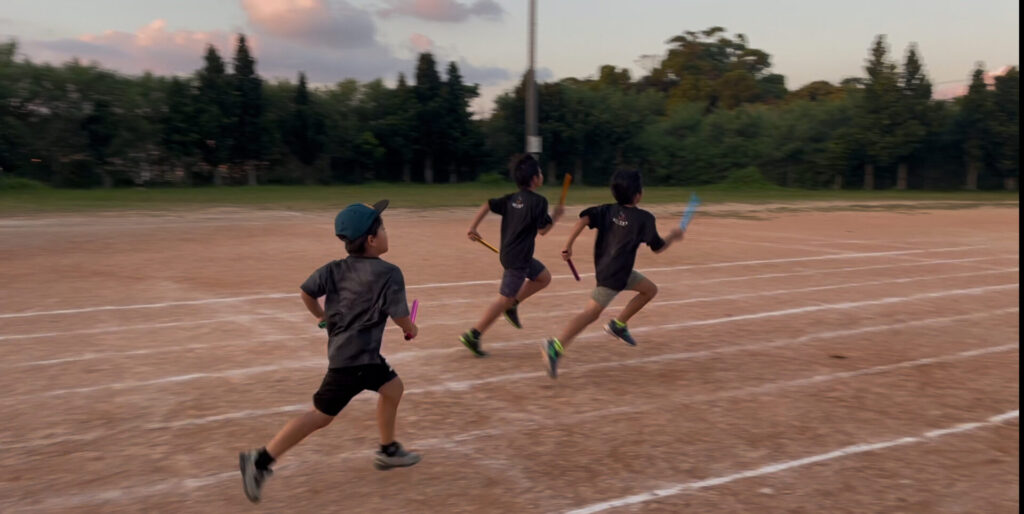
[239, 200, 420, 503]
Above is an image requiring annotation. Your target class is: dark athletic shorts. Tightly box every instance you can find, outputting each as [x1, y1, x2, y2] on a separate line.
[499, 258, 546, 298]
[312, 361, 399, 416]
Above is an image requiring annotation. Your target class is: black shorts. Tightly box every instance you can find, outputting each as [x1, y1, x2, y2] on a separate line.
[499, 258, 546, 298]
[312, 361, 399, 416]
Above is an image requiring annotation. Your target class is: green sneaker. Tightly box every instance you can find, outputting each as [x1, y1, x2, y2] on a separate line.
[606, 319, 637, 346]
[460, 330, 488, 357]
[543, 338, 563, 379]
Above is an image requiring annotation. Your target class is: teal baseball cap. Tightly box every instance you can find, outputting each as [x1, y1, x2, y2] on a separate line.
[334, 199, 389, 240]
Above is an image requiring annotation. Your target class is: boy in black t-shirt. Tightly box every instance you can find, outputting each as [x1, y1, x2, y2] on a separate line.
[543, 170, 684, 378]
[460, 155, 564, 356]
[238, 200, 420, 504]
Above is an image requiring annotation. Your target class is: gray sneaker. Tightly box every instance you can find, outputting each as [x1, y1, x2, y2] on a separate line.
[374, 442, 422, 470]
[239, 450, 273, 503]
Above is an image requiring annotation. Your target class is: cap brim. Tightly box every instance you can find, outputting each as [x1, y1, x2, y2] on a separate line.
[372, 199, 389, 213]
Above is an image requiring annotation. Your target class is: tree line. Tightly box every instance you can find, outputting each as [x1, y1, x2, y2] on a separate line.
[0, 27, 1018, 190]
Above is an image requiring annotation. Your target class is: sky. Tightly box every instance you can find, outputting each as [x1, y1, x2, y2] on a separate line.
[1, 0, 1019, 115]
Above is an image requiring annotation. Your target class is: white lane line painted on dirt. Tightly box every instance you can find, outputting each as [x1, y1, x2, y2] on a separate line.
[0, 313, 291, 343]
[564, 408, 1021, 514]
[0, 256, 1013, 346]
[630, 283, 1017, 333]
[634, 245, 986, 274]
[428, 255, 1015, 306]
[4, 335, 299, 367]
[3, 282, 1017, 401]
[0, 293, 297, 320]
[374, 268, 1021, 332]
[3, 307, 1014, 450]
[0, 245, 990, 319]
[696, 237, 856, 254]
[2, 345, 1016, 511]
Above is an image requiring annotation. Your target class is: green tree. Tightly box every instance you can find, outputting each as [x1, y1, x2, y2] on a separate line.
[993, 67, 1019, 190]
[161, 77, 199, 185]
[957, 64, 995, 189]
[230, 34, 265, 185]
[787, 80, 845, 102]
[81, 99, 117, 187]
[283, 73, 325, 183]
[653, 27, 783, 111]
[892, 44, 932, 189]
[194, 45, 232, 184]
[414, 53, 444, 183]
[853, 35, 902, 189]
[440, 61, 479, 182]
[0, 41, 26, 176]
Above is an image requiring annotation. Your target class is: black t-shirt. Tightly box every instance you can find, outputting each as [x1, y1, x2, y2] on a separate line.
[300, 256, 410, 368]
[580, 204, 666, 290]
[488, 189, 553, 270]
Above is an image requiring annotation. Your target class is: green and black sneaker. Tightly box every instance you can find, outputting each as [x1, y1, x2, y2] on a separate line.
[503, 304, 523, 329]
[460, 330, 488, 357]
[543, 338, 563, 379]
[606, 319, 638, 346]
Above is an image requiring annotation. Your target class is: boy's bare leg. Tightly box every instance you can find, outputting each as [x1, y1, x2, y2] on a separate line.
[557, 299, 606, 350]
[616, 278, 658, 324]
[265, 408, 334, 459]
[373, 376, 421, 469]
[472, 295, 516, 333]
[515, 269, 552, 303]
[376, 377, 404, 444]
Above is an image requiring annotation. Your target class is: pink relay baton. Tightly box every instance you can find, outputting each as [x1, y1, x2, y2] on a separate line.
[566, 258, 581, 281]
[404, 299, 419, 340]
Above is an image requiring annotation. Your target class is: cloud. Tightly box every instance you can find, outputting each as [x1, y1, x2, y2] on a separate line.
[378, 0, 504, 22]
[408, 33, 434, 52]
[16, 9, 524, 108]
[934, 65, 1013, 100]
[241, 0, 376, 49]
[457, 58, 512, 84]
[25, 20, 235, 75]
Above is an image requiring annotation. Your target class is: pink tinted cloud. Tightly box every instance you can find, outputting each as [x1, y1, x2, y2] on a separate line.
[378, 0, 504, 22]
[241, 0, 377, 49]
[934, 65, 1013, 100]
[409, 33, 434, 52]
[29, 20, 236, 75]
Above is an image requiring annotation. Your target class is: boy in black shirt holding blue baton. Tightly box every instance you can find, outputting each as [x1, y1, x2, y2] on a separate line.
[543, 170, 684, 378]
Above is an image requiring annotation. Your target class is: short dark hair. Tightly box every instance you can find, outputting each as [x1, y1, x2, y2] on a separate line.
[611, 169, 643, 205]
[511, 154, 541, 188]
[338, 215, 383, 255]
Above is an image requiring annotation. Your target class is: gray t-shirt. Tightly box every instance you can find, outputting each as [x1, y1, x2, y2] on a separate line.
[300, 256, 410, 368]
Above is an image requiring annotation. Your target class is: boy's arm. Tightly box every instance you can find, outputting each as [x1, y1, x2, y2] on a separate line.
[467, 202, 490, 241]
[300, 290, 325, 324]
[392, 315, 417, 339]
[538, 204, 565, 236]
[653, 227, 684, 254]
[560, 215, 590, 260]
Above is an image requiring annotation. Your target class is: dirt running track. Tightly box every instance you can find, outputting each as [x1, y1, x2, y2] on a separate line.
[0, 202, 1018, 513]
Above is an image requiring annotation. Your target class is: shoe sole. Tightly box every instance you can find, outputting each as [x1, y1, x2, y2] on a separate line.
[374, 454, 422, 471]
[460, 337, 489, 357]
[604, 325, 637, 346]
[238, 453, 261, 504]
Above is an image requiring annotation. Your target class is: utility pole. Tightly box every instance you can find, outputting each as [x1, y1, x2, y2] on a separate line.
[525, 0, 540, 157]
